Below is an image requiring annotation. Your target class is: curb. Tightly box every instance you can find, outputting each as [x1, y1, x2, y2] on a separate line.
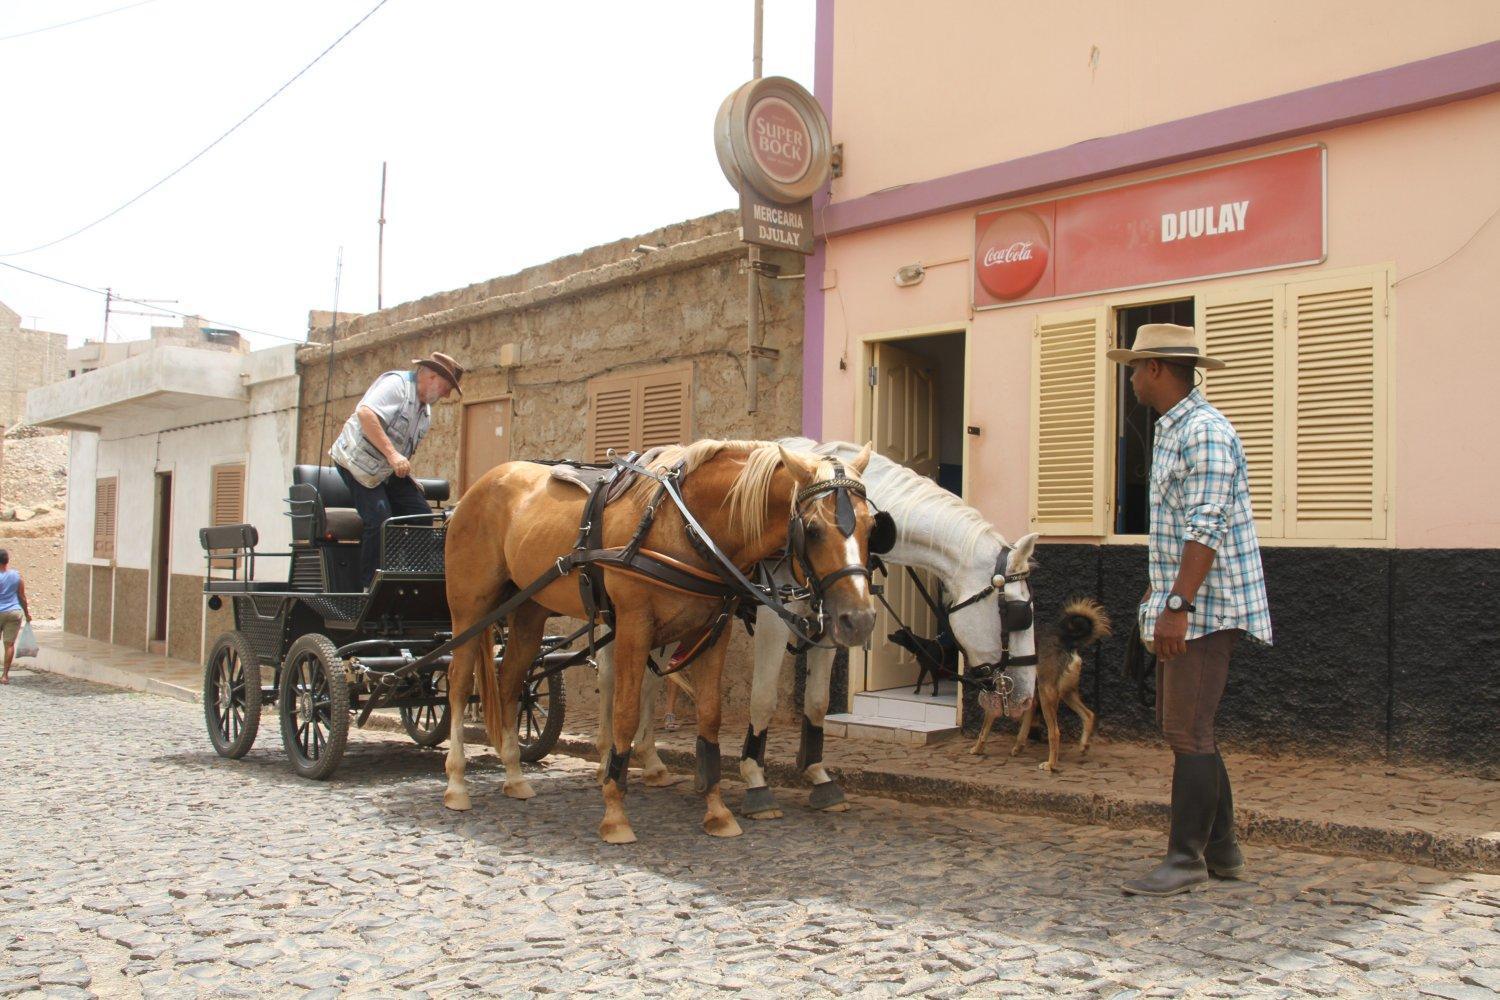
[24, 655, 1495, 874]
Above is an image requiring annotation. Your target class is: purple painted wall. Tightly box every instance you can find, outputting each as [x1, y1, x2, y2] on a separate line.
[800, 0, 836, 438]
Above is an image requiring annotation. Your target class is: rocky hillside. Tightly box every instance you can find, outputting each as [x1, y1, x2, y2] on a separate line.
[0, 428, 69, 619]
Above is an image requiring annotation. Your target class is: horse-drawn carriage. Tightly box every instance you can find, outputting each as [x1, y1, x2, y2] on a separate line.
[198, 465, 574, 779]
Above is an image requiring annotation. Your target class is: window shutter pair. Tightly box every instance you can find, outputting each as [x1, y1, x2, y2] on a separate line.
[585, 364, 692, 462]
[1028, 270, 1389, 541]
[93, 478, 117, 560]
[210, 464, 247, 570]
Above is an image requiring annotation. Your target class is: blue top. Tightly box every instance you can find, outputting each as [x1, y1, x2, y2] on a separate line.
[0, 570, 20, 613]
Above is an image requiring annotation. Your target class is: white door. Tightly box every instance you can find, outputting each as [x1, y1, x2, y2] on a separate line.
[864, 341, 940, 693]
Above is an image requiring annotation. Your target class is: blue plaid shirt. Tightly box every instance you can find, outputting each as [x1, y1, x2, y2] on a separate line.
[1142, 388, 1273, 645]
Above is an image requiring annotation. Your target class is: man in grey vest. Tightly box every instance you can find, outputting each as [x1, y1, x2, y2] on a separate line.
[331, 352, 464, 587]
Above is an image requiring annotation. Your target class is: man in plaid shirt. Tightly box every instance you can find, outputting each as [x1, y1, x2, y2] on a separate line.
[1107, 323, 1272, 897]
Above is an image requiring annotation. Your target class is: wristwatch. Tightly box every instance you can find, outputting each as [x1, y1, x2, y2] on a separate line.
[1165, 592, 1195, 614]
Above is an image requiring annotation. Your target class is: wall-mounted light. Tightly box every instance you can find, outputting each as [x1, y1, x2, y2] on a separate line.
[894, 263, 926, 287]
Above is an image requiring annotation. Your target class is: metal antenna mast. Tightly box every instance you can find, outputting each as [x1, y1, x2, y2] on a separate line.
[377, 162, 387, 310]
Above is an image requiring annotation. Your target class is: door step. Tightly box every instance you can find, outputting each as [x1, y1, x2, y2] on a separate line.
[825, 684, 960, 746]
[148, 640, 167, 656]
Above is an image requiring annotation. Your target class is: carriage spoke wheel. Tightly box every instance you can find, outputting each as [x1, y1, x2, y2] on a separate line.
[401, 668, 451, 748]
[279, 634, 349, 780]
[517, 666, 566, 764]
[203, 632, 261, 759]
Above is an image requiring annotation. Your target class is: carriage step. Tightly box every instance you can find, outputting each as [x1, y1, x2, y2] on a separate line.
[822, 712, 958, 746]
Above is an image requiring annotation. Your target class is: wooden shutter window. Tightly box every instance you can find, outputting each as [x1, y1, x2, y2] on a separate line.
[585, 364, 692, 461]
[210, 464, 247, 570]
[1201, 287, 1285, 537]
[1030, 308, 1108, 535]
[1289, 277, 1387, 539]
[93, 478, 117, 560]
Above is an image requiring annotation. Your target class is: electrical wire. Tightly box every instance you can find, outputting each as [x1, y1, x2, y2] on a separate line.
[0, 258, 302, 344]
[0, 0, 160, 43]
[1, 0, 393, 257]
[1392, 203, 1500, 287]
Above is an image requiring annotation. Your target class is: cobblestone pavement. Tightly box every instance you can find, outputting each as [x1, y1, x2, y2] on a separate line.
[3, 671, 1497, 999]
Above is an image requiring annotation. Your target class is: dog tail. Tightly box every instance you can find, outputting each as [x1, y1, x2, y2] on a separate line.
[1057, 598, 1111, 651]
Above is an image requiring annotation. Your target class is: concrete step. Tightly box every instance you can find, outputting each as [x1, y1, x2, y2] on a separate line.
[823, 712, 958, 746]
[851, 685, 959, 727]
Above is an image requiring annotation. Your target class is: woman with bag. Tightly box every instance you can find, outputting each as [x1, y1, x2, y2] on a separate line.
[0, 549, 33, 684]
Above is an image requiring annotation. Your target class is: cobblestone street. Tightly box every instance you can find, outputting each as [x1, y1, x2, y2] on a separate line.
[2, 671, 1497, 999]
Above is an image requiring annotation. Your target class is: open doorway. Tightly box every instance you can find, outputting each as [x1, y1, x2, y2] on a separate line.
[151, 472, 172, 652]
[862, 330, 965, 699]
[1113, 299, 1194, 535]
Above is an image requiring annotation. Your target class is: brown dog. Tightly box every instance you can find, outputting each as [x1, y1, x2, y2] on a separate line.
[969, 598, 1111, 772]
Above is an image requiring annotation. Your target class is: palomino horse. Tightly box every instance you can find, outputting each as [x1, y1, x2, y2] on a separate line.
[442, 440, 879, 843]
[620, 438, 1040, 818]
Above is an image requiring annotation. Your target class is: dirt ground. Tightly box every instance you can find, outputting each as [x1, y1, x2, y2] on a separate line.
[0, 429, 69, 619]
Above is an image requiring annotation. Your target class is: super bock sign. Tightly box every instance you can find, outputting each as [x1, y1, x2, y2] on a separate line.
[715, 76, 832, 255]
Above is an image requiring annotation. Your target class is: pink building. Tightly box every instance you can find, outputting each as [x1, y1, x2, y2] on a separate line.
[804, 2, 1500, 770]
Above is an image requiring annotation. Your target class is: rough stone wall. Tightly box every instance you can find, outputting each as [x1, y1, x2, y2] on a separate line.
[0, 326, 67, 430]
[64, 562, 89, 635]
[89, 566, 112, 642]
[168, 574, 204, 663]
[112, 567, 150, 651]
[296, 212, 808, 721]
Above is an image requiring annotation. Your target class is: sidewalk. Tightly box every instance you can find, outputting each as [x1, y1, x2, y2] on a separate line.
[22, 626, 1499, 874]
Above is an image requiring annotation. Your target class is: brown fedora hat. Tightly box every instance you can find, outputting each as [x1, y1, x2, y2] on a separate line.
[411, 351, 465, 395]
[1105, 323, 1224, 370]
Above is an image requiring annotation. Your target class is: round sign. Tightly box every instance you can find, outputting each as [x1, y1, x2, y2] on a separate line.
[748, 96, 811, 184]
[715, 76, 831, 204]
[975, 210, 1050, 300]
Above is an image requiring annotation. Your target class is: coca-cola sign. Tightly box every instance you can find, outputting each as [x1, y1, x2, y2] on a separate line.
[974, 146, 1325, 308]
[975, 210, 1051, 300]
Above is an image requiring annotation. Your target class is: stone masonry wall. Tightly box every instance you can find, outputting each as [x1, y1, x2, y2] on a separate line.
[296, 212, 808, 722]
[0, 326, 68, 430]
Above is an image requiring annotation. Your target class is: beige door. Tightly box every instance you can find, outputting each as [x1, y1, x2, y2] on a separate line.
[460, 397, 512, 497]
[864, 341, 940, 693]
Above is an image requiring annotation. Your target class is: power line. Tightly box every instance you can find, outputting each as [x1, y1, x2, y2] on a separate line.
[0, 258, 303, 344]
[1, 0, 394, 257]
[0, 0, 160, 43]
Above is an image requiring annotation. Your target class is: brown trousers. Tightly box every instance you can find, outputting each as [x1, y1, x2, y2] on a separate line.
[1156, 629, 1242, 754]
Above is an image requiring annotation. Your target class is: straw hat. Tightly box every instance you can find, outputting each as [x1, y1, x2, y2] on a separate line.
[411, 351, 465, 395]
[1105, 324, 1224, 370]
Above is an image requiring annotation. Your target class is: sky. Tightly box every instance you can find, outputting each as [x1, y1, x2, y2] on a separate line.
[0, 0, 815, 349]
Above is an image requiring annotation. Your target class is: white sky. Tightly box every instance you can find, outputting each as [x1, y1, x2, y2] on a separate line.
[0, 0, 815, 349]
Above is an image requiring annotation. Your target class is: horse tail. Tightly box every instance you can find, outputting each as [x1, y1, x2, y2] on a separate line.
[471, 624, 503, 747]
[1057, 598, 1111, 651]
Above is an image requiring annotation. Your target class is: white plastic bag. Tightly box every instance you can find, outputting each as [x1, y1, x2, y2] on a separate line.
[14, 622, 38, 659]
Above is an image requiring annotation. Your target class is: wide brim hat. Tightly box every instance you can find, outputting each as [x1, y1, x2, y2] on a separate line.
[1105, 323, 1225, 370]
[411, 351, 465, 395]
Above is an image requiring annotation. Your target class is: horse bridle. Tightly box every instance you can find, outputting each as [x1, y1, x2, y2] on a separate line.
[784, 460, 874, 637]
[944, 545, 1037, 714]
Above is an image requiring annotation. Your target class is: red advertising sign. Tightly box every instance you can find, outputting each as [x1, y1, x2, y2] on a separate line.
[749, 96, 812, 185]
[973, 146, 1325, 308]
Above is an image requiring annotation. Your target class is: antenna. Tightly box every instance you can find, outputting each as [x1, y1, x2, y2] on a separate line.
[101, 289, 178, 341]
[377, 161, 387, 311]
[315, 247, 344, 467]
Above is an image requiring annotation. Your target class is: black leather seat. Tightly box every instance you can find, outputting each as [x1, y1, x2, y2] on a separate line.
[290, 465, 450, 543]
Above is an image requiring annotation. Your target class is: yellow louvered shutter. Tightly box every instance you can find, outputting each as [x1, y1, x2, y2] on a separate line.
[1287, 274, 1388, 539]
[587, 379, 635, 462]
[638, 367, 690, 450]
[1200, 286, 1285, 537]
[93, 478, 117, 560]
[1030, 307, 1108, 535]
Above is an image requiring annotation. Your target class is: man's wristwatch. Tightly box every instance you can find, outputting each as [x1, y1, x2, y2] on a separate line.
[1165, 592, 1195, 614]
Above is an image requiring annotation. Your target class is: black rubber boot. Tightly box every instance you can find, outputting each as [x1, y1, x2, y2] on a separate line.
[1204, 752, 1245, 878]
[1122, 752, 1218, 897]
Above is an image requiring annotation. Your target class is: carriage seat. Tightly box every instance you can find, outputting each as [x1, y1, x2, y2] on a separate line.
[289, 465, 450, 544]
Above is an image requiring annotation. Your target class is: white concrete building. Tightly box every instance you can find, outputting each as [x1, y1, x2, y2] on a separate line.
[28, 343, 299, 661]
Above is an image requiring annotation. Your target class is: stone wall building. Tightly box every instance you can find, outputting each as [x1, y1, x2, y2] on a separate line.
[0, 301, 68, 430]
[297, 211, 808, 718]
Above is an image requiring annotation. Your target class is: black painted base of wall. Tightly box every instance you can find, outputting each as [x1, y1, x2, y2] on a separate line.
[987, 544, 1500, 777]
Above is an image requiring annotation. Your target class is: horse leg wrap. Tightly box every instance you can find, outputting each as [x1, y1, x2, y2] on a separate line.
[694, 737, 721, 795]
[742, 785, 779, 816]
[605, 747, 631, 793]
[808, 779, 846, 811]
[741, 724, 768, 768]
[796, 716, 824, 774]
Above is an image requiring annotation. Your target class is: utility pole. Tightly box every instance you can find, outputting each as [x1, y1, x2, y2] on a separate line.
[746, 0, 764, 415]
[102, 289, 179, 342]
[377, 162, 387, 311]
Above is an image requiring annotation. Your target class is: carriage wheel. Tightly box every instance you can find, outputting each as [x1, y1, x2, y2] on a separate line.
[203, 632, 262, 759]
[400, 668, 451, 748]
[279, 634, 349, 780]
[517, 666, 566, 764]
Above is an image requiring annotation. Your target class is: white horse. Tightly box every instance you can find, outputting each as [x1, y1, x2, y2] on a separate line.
[598, 439, 1040, 816]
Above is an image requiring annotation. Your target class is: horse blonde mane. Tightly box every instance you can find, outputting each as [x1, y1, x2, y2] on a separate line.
[782, 437, 1004, 561]
[631, 438, 833, 543]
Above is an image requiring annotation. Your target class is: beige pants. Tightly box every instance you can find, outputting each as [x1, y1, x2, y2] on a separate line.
[0, 609, 23, 645]
[1155, 629, 1242, 754]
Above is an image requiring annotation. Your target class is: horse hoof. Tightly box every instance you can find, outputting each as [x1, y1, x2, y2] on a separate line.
[503, 780, 536, 800]
[642, 767, 684, 788]
[821, 801, 850, 813]
[745, 809, 783, 821]
[703, 813, 743, 838]
[443, 788, 472, 811]
[808, 780, 846, 812]
[600, 821, 637, 845]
